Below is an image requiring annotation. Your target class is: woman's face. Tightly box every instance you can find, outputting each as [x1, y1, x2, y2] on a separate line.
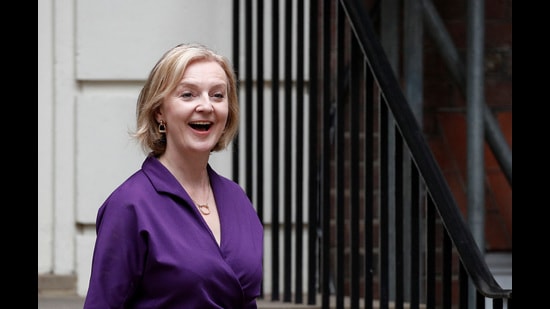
[157, 59, 229, 156]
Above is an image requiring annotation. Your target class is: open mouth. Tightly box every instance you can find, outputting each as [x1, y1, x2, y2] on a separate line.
[189, 121, 212, 132]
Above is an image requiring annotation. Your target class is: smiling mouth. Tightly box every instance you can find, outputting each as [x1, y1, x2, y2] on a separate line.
[189, 121, 212, 131]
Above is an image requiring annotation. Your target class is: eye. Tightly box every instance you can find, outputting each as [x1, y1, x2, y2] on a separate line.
[180, 91, 194, 99]
[211, 92, 225, 100]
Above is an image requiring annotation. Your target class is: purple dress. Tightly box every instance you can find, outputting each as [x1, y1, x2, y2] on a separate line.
[83, 155, 263, 308]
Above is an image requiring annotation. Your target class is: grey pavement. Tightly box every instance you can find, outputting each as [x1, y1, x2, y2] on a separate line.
[37, 294, 318, 309]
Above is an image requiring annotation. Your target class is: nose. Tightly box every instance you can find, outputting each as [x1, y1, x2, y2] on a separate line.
[196, 97, 214, 113]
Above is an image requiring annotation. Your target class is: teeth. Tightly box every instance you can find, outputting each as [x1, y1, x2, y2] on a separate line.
[190, 122, 211, 131]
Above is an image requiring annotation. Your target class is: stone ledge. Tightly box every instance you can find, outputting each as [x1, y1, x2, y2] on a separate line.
[37, 274, 77, 296]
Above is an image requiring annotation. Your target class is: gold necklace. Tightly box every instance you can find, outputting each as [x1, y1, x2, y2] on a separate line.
[193, 181, 211, 215]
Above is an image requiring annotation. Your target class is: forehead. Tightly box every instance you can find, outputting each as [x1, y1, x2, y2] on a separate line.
[181, 60, 227, 83]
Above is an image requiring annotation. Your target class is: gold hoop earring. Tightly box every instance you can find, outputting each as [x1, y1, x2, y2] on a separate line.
[158, 120, 166, 133]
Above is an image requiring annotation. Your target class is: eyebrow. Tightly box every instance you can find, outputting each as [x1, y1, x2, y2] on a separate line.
[175, 82, 228, 93]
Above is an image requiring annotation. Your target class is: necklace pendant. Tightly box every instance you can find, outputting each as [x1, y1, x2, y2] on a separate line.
[198, 204, 211, 215]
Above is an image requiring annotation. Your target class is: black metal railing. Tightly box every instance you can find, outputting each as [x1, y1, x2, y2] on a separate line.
[232, 0, 512, 308]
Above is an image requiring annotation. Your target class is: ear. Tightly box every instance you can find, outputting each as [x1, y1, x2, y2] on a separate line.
[155, 109, 164, 123]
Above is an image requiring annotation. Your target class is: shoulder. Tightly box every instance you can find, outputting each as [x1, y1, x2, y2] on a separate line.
[97, 157, 164, 218]
[109, 169, 153, 201]
[97, 169, 152, 216]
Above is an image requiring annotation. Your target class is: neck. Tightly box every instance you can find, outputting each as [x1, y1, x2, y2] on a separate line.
[159, 153, 209, 189]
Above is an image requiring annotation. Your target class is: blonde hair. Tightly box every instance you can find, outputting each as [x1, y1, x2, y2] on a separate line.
[133, 43, 239, 156]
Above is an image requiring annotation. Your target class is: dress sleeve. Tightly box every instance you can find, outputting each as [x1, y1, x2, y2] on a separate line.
[83, 194, 147, 309]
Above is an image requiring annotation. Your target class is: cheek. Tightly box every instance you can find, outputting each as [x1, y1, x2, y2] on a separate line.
[168, 103, 194, 118]
[218, 104, 230, 119]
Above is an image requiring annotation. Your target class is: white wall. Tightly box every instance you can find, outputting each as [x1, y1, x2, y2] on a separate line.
[38, 0, 55, 274]
[38, 0, 235, 297]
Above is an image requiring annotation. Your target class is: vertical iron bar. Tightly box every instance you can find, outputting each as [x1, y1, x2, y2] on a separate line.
[395, 132, 404, 309]
[443, 232, 452, 308]
[295, 0, 305, 303]
[492, 298, 503, 309]
[232, 0, 240, 183]
[349, 36, 360, 309]
[426, 198, 436, 309]
[379, 99, 389, 309]
[283, 0, 293, 302]
[335, 2, 345, 308]
[270, 0, 280, 301]
[255, 0, 265, 298]
[363, 66, 374, 309]
[244, 0, 253, 198]
[321, 0, 332, 307]
[410, 166, 420, 309]
[459, 263, 469, 309]
[307, 0, 320, 305]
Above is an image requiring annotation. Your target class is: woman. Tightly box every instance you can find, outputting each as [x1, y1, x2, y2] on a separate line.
[83, 43, 263, 308]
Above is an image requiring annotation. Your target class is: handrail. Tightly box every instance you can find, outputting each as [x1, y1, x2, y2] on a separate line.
[340, 0, 511, 300]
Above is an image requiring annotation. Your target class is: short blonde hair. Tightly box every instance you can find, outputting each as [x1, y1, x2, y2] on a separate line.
[133, 43, 239, 156]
